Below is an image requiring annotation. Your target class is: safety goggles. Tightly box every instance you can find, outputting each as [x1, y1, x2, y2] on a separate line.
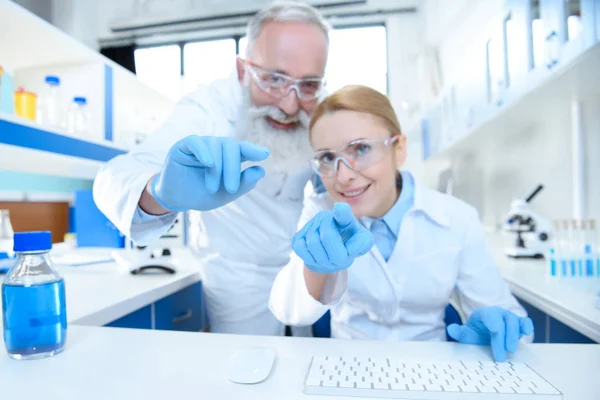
[245, 61, 326, 102]
[311, 135, 400, 178]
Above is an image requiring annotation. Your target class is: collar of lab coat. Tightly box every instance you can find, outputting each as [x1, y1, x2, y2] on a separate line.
[409, 171, 451, 228]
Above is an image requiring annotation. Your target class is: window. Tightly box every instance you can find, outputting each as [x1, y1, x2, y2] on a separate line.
[238, 36, 248, 57]
[326, 26, 387, 95]
[486, 31, 505, 103]
[134, 25, 388, 100]
[134, 45, 182, 101]
[183, 38, 237, 94]
[566, 0, 582, 41]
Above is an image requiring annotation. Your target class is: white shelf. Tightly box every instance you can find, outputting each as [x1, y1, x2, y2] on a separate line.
[424, 42, 600, 164]
[0, 0, 174, 145]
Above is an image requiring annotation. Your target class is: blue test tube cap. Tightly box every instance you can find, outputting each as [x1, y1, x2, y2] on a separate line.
[45, 75, 60, 85]
[585, 244, 592, 253]
[13, 231, 52, 252]
[74, 96, 87, 105]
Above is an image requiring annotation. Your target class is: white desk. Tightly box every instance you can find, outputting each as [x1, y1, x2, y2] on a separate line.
[489, 235, 600, 343]
[55, 250, 202, 326]
[0, 326, 599, 399]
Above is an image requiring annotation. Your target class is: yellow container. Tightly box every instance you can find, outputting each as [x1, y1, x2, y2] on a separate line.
[14, 88, 37, 121]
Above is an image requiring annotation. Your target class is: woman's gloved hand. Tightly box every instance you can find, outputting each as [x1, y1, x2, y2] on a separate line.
[292, 202, 374, 274]
[447, 307, 534, 362]
[151, 135, 270, 212]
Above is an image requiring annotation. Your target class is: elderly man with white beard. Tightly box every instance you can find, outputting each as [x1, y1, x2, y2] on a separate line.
[93, 1, 330, 335]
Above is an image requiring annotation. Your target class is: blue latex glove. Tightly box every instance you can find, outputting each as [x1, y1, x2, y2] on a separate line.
[292, 202, 374, 274]
[151, 136, 270, 212]
[447, 307, 534, 362]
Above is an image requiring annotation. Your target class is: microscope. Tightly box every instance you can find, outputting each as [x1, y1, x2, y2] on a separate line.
[503, 185, 552, 259]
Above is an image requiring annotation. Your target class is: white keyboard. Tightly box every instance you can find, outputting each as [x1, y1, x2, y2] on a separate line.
[304, 356, 562, 399]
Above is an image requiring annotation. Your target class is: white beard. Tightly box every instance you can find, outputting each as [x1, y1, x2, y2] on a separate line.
[233, 82, 313, 175]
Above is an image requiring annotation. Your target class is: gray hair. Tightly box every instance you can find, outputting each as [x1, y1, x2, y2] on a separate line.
[245, 1, 330, 58]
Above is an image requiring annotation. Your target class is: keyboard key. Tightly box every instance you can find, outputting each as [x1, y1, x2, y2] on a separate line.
[407, 383, 424, 391]
[425, 384, 443, 391]
[390, 383, 407, 390]
[322, 380, 338, 388]
[373, 382, 389, 390]
[442, 384, 460, 392]
[356, 380, 371, 389]
[477, 385, 498, 393]
[339, 380, 355, 388]
[514, 385, 533, 394]
[305, 378, 321, 387]
[494, 385, 515, 394]
[459, 384, 479, 393]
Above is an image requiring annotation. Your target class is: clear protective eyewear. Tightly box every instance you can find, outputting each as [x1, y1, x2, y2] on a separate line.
[245, 61, 326, 102]
[311, 135, 400, 178]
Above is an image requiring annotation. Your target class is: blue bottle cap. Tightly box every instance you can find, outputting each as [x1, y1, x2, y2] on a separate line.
[585, 244, 592, 253]
[45, 75, 60, 85]
[74, 96, 86, 104]
[13, 231, 52, 252]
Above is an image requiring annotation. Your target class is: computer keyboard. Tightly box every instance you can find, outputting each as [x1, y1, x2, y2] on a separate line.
[304, 356, 562, 399]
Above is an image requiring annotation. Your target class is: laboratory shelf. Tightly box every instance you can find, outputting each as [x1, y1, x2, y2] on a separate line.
[0, 113, 126, 180]
[425, 41, 600, 164]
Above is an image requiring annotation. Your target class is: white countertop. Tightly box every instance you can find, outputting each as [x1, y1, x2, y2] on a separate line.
[488, 235, 600, 343]
[58, 248, 202, 326]
[0, 325, 598, 400]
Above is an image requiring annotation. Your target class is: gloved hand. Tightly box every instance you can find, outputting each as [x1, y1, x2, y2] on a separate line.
[151, 135, 270, 212]
[292, 202, 374, 274]
[447, 307, 534, 362]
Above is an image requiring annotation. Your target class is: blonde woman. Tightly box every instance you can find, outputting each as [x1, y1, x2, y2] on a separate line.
[269, 85, 533, 362]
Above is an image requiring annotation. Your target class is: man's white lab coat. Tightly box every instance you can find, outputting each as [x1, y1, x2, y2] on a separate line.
[94, 72, 311, 335]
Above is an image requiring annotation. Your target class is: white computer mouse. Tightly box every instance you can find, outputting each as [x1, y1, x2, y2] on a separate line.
[227, 347, 277, 384]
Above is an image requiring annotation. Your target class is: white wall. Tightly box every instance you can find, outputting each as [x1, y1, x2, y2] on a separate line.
[424, 0, 506, 87]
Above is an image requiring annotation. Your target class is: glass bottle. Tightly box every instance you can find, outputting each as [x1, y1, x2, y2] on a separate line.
[2, 231, 67, 360]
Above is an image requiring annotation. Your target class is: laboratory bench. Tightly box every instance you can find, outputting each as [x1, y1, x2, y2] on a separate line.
[0, 325, 599, 399]
[0, 244, 599, 399]
[488, 234, 600, 344]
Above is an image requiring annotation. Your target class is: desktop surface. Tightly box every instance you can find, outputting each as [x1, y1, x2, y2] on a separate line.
[0, 326, 598, 400]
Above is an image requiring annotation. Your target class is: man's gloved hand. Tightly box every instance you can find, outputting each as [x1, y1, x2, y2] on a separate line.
[447, 307, 534, 362]
[151, 135, 270, 212]
[292, 202, 374, 274]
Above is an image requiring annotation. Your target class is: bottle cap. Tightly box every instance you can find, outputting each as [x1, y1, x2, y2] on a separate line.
[45, 75, 60, 85]
[74, 96, 87, 104]
[13, 231, 52, 252]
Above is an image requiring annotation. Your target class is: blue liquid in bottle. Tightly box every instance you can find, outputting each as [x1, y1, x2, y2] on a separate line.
[2, 280, 67, 358]
[1, 231, 67, 360]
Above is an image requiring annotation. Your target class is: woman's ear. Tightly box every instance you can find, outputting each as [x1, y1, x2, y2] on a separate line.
[394, 135, 408, 169]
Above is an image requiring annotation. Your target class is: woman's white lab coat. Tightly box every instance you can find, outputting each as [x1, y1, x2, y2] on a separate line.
[93, 72, 311, 335]
[269, 172, 527, 341]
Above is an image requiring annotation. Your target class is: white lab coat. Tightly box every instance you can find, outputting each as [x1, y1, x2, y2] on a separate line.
[94, 72, 312, 335]
[269, 172, 527, 341]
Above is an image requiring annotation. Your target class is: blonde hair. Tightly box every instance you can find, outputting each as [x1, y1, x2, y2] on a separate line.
[309, 85, 402, 137]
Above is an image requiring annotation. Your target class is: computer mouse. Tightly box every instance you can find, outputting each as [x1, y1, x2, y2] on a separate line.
[228, 347, 276, 384]
[130, 265, 176, 275]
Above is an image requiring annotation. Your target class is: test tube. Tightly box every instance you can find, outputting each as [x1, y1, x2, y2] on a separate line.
[583, 220, 594, 277]
[591, 219, 600, 278]
[548, 221, 559, 277]
[560, 220, 569, 277]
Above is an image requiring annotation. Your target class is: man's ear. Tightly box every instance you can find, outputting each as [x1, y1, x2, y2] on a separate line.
[236, 57, 246, 85]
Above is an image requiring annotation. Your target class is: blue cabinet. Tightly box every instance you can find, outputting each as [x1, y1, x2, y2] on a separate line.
[549, 316, 595, 344]
[154, 282, 204, 332]
[104, 282, 205, 332]
[517, 297, 547, 343]
[105, 305, 152, 329]
[516, 296, 596, 344]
